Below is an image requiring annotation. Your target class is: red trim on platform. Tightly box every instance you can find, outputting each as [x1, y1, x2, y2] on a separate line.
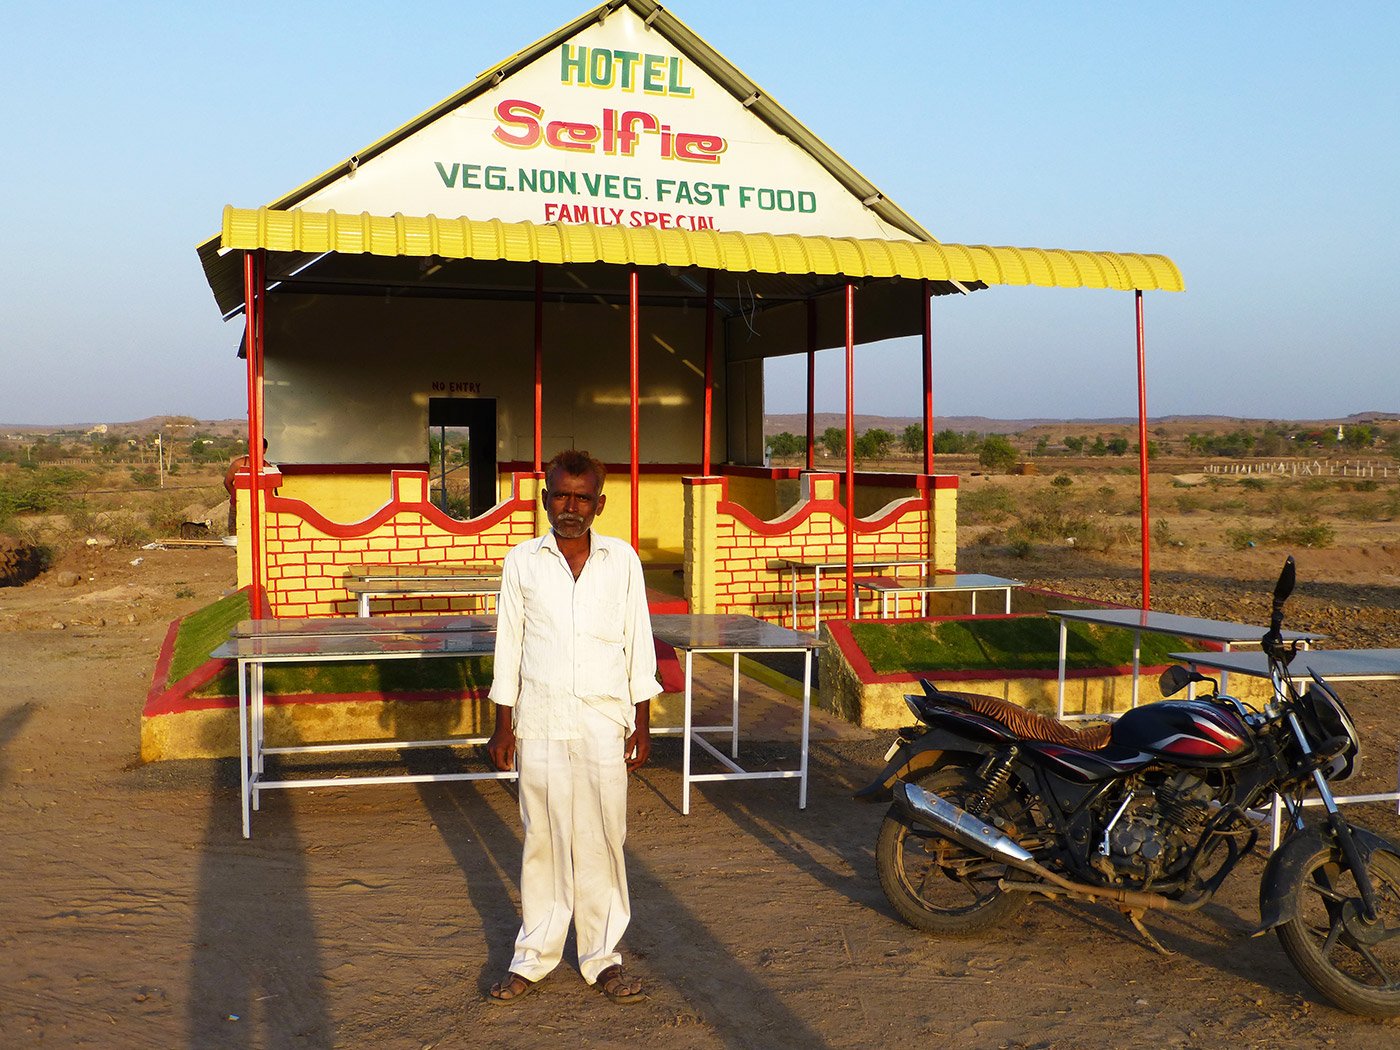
[826, 613, 1227, 687]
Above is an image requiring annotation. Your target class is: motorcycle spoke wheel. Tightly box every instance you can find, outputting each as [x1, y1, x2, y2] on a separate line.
[875, 767, 1028, 935]
[1276, 845, 1400, 1016]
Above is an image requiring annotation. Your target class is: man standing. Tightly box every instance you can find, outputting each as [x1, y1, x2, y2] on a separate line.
[486, 450, 660, 1005]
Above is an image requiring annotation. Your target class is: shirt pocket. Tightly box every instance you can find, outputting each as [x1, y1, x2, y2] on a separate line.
[578, 595, 625, 645]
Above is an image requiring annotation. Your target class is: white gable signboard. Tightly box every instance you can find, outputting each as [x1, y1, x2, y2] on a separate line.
[300, 7, 909, 240]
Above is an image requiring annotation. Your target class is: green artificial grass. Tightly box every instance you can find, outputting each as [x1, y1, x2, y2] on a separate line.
[848, 616, 1191, 675]
[190, 657, 494, 701]
[168, 590, 250, 686]
[166, 592, 493, 700]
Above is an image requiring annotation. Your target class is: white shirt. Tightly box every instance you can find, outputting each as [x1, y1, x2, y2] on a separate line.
[490, 530, 662, 740]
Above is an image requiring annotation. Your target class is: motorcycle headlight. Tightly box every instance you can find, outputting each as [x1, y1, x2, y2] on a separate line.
[1300, 672, 1361, 781]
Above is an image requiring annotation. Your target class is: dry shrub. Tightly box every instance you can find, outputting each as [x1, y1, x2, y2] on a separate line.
[960, 484, 1016, 524]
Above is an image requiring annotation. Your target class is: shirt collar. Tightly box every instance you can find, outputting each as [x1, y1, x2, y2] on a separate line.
[534, 529, 609, 560]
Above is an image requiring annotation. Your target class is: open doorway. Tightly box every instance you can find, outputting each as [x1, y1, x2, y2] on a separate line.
[427, 397, 497, 519]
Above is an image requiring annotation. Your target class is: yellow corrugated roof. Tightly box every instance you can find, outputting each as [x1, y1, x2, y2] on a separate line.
[220, 206, 1184, 293]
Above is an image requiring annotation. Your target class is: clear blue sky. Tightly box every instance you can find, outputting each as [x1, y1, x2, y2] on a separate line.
[2, 1, 1396, 426]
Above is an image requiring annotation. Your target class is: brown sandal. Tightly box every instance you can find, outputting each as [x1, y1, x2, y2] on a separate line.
[595, 964, 646, 1004]
[487, 972, 536, 1005]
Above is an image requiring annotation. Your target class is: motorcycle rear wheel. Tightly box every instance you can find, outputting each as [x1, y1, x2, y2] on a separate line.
[876, 766, 1027, 934]
[1275, 840, 1400, 1017]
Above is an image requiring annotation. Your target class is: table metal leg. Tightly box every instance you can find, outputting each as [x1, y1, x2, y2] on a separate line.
[1220, 642, 1232, 695]
[238, 659, 251, 838]
[799, 649, 812, 809]
[789, 568, 798, 630]
[1004, 587, 1011, 614]
[971, 591, 978, 616]
[358, 594, 370, 617]
[812, 567, 822, 635]
[1130, 630, 1142, 709]
[730, 652, 740, 759]
[253, 661, 265, 811]
[1056, 619, 1068, 719]
[683, 649, 694, 816]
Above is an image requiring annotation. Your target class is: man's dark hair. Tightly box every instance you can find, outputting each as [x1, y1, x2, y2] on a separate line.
[545, 449, 606, 491]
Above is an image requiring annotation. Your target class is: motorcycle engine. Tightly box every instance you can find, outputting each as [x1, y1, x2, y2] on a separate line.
[1093, 772, 1215, 884]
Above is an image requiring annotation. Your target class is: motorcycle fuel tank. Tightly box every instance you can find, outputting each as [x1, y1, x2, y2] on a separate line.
[1111, 700, 1255, 767]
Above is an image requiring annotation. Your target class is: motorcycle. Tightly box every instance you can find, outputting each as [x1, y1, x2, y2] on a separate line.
[856, 557, 1400, 1016]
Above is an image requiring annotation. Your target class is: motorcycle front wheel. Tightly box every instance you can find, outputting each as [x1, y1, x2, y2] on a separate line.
[876, 765, 1027, 934]
[1275, 839, 1400, 1017]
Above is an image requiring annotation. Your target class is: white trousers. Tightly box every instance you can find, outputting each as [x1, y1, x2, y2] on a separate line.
[510, 703, 631, 984]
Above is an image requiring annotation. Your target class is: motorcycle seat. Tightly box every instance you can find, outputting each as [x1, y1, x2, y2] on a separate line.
[936, 689, 1113, 750]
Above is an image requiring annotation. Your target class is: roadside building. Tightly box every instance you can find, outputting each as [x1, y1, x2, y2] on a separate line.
[198, 0, 1181, 624]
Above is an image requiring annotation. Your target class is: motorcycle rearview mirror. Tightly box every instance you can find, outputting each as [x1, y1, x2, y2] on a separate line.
[1271, 556, 1296, 625]
[1159, 664, 1211, 697]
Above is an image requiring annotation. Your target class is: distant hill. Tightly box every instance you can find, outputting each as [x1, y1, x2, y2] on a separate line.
[763, 411, 1399, 437]
[4, 411, 1395, 441]
[1, 417, 246, 438]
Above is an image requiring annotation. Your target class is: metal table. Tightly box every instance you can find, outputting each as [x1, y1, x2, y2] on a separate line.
[854, 572, 1024, 619]
[344, 567, 502, 617]
[649, 613, 825, 814]
[1170, 648, 1400, 847]
[214, 618, 510, 838]
[774, 557, 925, 633]
[237, 613, 495, 638]
[1051, 607, 1322, 719]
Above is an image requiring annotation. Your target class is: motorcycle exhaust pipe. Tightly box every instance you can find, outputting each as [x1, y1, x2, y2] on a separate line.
[897, 781, 1037, 868]
[895, 782, 1187, 913]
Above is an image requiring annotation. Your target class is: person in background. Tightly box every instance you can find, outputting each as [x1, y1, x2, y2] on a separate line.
[223, 440, 271, 536]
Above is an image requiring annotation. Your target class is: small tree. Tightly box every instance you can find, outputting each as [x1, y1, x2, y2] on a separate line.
[821, 427, 846, 459]
[979, 434, 1017, 472]
[855, 428, 894, 460]
[767, 432, 804, 458]
[1063, 435, 1085, 454]
[901, 423, 924, 454]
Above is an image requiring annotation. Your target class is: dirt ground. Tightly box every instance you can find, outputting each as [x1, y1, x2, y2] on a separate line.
[2, 525, 1400, 1048]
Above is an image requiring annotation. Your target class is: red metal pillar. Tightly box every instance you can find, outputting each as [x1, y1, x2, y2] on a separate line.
[533, 262, 543, 473]
[1135, 290, 1151, 609]
[629, 266, 640, 551]
[921, 279, 934, 475]
[805, 298, 817, 470]
[242, 250, 267, 619]
[844, 282, 856, 616]
[703, 271, 715, 475]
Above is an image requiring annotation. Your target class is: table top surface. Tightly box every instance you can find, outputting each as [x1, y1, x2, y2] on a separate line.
[774, 557, 926, 572]
[224, 612, 820, 657]
[856, 573, 1025, 593]
[215, 629, 498, 661]
[1169, 648, 1400, 681]
[346, 564, 501, 581]
[235, 614, 496, 639]
[650, 613, 825, 651]
[1051, 607, 1323, 642]
[344, 577, 501, 595]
